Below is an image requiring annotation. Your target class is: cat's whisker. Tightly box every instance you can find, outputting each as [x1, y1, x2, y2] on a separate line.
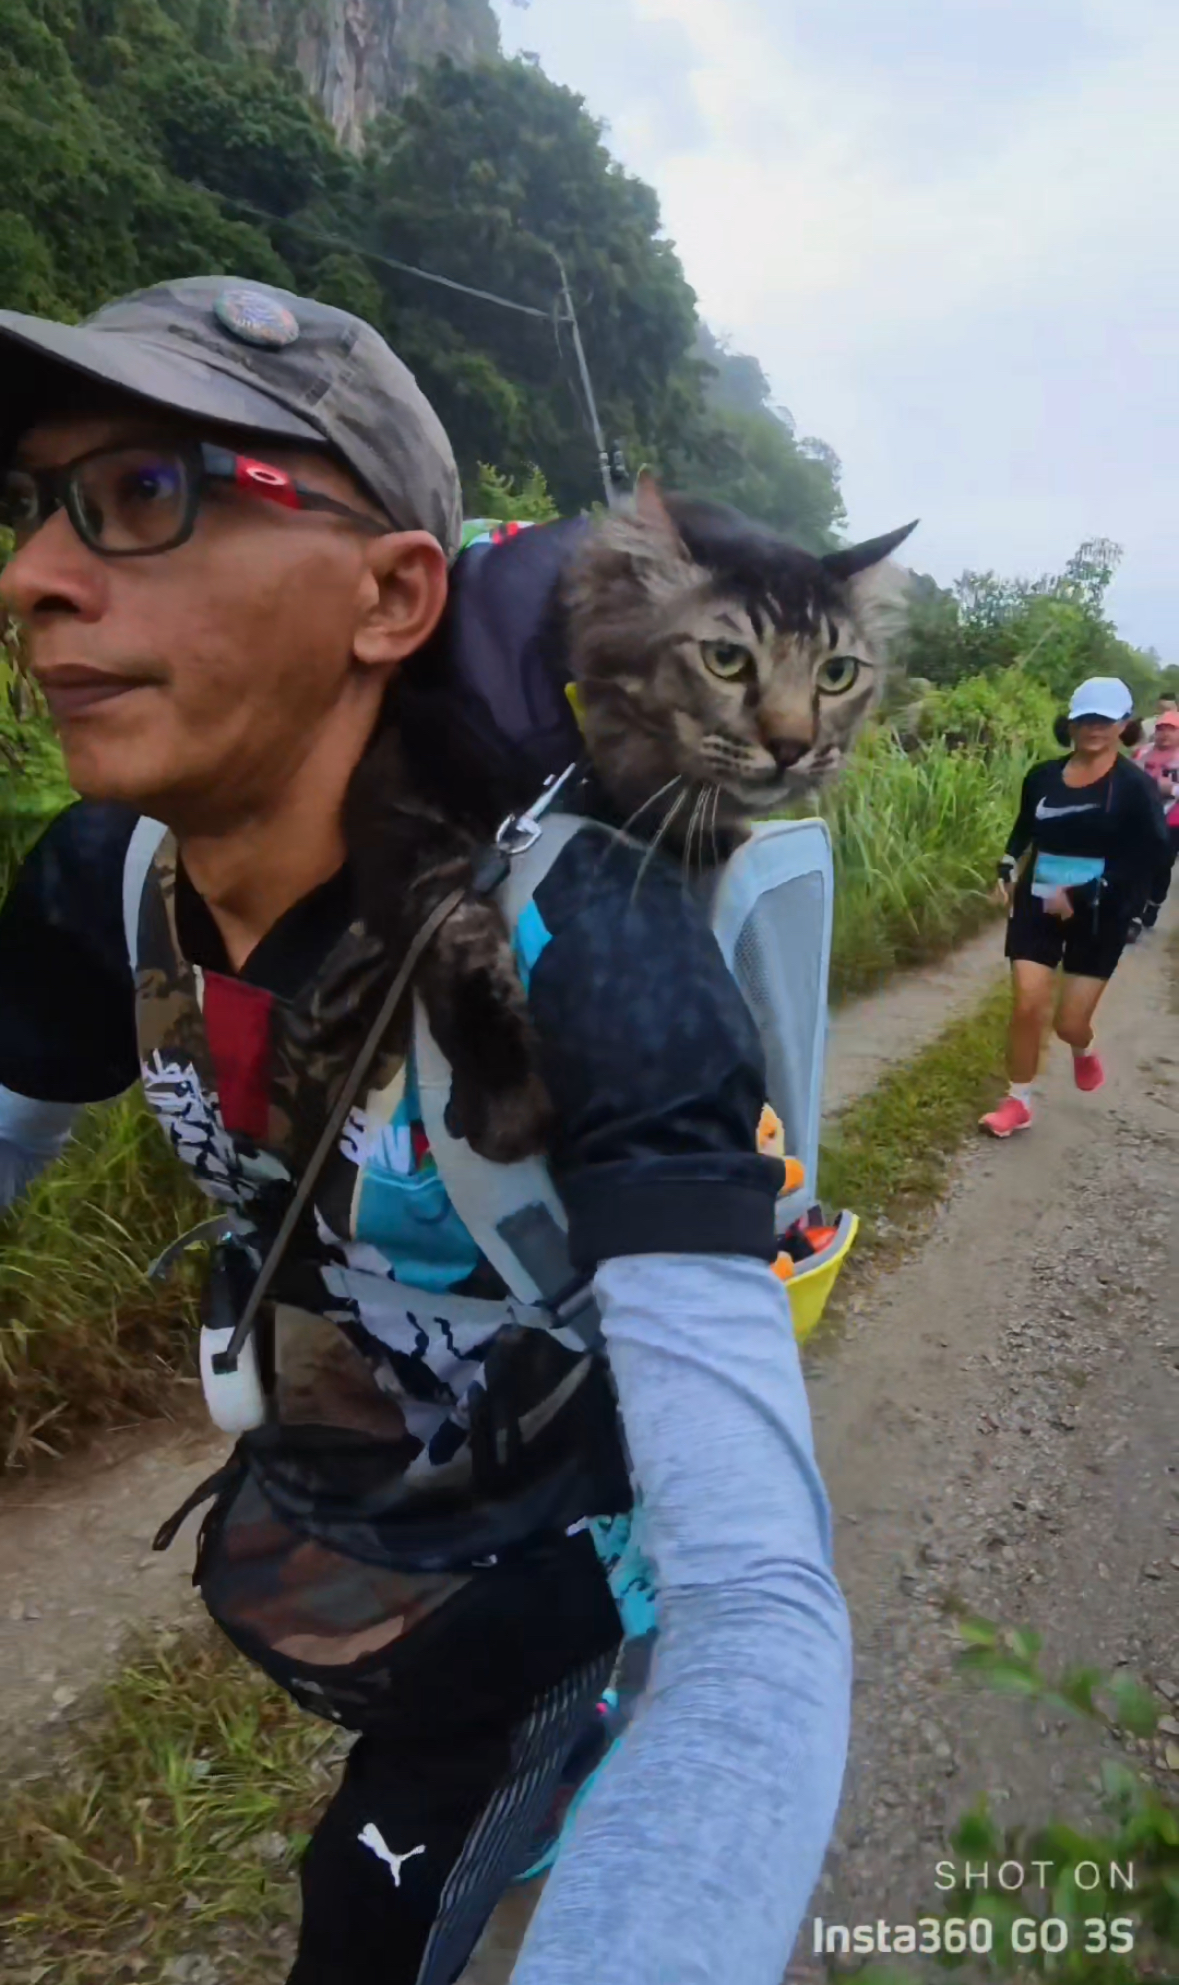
[597, 775, 685, 875]
[681, 786, 706, 891]
[630, 788, 688, 905]
[620, 776, 685, 838]
[708, 785, 721, 869]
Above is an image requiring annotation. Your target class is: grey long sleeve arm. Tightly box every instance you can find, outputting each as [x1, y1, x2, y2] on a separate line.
[0, 1088, 80, 1212]
[511, 1252, 852, 1985]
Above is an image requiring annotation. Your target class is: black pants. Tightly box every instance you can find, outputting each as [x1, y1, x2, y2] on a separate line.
[288, 1653, 615, 1985]
[277, 1536, 622, 1985]
[1143, 826, 1179, 927]
[288, 1653, 613, 1985]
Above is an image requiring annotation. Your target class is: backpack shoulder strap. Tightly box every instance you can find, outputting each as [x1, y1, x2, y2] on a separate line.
[413, 811, 608, 1334]
[122, 817, 168, 973]
[708, 818, 833, 1230]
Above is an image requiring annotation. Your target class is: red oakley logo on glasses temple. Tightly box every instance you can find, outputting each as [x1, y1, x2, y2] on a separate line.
[233, 456, 301, 510]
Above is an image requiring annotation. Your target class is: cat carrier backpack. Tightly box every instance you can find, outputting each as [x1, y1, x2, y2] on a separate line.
[411, 774, 856, 1349]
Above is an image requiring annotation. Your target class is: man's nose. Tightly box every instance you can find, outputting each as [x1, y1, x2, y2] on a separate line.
[0, 507, 105, 624]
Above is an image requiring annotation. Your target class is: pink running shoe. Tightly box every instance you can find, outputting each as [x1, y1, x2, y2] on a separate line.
[1073, 1051, 1105, 1093]
[980, 1096, 1033, 1138]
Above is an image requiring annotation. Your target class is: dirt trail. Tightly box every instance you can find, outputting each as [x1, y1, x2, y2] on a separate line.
[464, 915, 1179, 1983]
[823, 919, 1001, 1115]
[0, 927, 1010, 1755]
[791, 912, 1178, 1971]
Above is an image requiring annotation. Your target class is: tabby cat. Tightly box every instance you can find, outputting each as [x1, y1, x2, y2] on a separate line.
[345, 480, 915, 1163]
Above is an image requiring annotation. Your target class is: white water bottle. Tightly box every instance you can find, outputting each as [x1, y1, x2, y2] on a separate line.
[199, 1322, 267, 1434]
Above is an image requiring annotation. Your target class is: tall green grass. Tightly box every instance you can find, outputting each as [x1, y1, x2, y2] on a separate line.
[0, 674, 208, 1466]
[0, 1097, 203, 1469]
[823, 727, 1025, 996]
[821, 669, 1056, 996]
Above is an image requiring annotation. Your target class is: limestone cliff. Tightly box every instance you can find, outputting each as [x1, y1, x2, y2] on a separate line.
[228, 0, 501, 151]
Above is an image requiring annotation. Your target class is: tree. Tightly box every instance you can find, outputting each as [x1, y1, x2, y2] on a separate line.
[691, 327, 844, 546]
[139, 52, 341, 217]
[893, 541, 1164, 709]
[672, 407, 845, 551]
[350, 57, 706, 510]
[0, 0, 880, 542]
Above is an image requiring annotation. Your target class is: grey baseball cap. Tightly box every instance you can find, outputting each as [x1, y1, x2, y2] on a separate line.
[0, 274, 463, 560]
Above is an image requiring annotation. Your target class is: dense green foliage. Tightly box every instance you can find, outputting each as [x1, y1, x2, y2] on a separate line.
[0, 0, 844, 540]
[897, 538, 1163, 710]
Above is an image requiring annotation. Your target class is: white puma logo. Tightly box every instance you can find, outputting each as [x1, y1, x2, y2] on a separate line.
[357, 1823, 426, 1886]
[1035, 797, 1100, 820]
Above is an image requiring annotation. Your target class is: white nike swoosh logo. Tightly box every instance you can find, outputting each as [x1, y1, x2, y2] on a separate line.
[1034, 798, 1101, 819]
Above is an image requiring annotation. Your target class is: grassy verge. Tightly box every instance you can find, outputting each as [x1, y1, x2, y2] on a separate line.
[2, 1629, 338, 1985]
[822, 727, 1022, 999]
[0, 987, 1013, 1984]
[0, 1096, 204, 1469]
[818, 977, 1010, 1253]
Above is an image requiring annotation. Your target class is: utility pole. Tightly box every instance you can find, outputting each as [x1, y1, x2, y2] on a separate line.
[549, 247, 616, 509]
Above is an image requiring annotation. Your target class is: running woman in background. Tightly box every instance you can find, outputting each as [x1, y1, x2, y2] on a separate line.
[981, 676, 1169, 1139]
[1133, 706, 1179, 932]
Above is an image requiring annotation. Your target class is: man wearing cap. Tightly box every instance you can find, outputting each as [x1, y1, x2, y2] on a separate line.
[982, 675, 1168, 1138]
[0, 279, 851, 1984]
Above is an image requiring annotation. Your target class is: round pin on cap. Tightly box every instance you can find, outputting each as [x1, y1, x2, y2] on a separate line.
[213, 287, 301, 350]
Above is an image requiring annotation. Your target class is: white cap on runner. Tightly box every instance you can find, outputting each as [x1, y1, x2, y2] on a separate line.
[1068, 676, 1133, 722]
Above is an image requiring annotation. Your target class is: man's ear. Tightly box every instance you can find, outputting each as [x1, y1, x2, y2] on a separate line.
[353, 531, 449, 670]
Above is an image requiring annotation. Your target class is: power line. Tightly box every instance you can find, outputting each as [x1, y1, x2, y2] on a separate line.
[212, 191, 558, 322]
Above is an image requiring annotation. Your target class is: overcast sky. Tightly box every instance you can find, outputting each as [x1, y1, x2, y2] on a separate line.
[493, 0, 1179, 661]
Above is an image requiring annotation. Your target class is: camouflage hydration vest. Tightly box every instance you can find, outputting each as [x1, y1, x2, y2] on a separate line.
[132, 829, 615, 1511]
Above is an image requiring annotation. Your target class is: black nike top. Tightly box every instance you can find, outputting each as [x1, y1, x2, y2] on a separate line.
[0, 800, 783, 1268]
[1004, 754, 1169, 911]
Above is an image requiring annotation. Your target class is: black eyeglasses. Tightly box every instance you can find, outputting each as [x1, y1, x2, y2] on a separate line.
[0, 441, 389, 558]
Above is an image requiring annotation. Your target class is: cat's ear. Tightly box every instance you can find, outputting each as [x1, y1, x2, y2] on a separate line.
[821, 521, 919, 583]
[823, 522, 918, 648]
[588, 470, 693, 587]
[633, 470, 684, 546]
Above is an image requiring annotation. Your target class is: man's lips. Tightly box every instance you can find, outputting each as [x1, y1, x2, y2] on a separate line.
[36, 669, 154, 717]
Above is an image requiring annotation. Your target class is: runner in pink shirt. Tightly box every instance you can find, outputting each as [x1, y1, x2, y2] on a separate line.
[1135, 708, 1179, 930]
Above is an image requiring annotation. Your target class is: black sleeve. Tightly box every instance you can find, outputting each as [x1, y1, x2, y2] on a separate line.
[525, 830, 785, 1271]
[0, 801, 141, 1103]
[1004, 764, 1044, 865]
[1107, 761, 1171, 888]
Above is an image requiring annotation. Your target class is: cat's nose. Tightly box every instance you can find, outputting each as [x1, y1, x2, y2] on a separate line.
[767, 737, 810, 770]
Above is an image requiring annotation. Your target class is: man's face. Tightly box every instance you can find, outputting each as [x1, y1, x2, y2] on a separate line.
[1, 407, 442, 828]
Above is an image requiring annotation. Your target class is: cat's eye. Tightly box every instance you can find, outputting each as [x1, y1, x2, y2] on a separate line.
[702, 639, 756, 682]
[816, 655, 862, 695]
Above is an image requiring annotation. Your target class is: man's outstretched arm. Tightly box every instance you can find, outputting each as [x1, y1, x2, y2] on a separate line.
[513, 830, 852, 1982]
[513, 1251, 851, 1985]
[0, 801, 141, 1209]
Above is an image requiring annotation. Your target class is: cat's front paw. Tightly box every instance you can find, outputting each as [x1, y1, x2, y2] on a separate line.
[444, 1068, 555, 1164]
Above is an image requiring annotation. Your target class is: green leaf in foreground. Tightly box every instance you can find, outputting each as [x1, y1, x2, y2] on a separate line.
[1107, 1676, 1161, 1739]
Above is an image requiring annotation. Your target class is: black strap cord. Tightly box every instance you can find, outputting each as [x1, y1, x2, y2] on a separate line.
[212, 882, 470, 1375]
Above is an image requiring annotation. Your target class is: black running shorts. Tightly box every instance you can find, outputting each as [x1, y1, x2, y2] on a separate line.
[1005, 889, 1132, 981]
